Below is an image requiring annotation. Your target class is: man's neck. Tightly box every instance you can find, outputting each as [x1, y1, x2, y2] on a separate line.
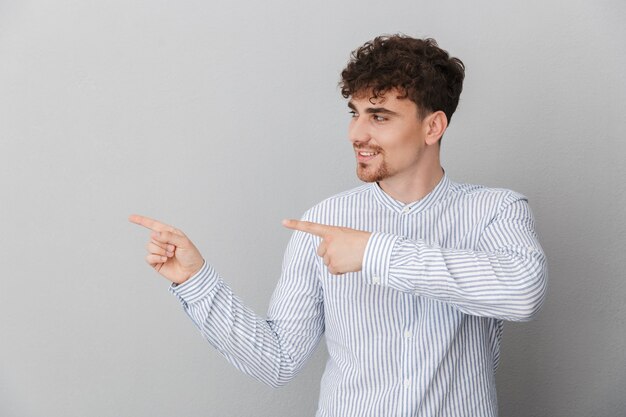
[378, 164, 445, 204]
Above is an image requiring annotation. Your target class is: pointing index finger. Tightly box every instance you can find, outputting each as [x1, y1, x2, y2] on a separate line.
[128, 214, 176, 233]
[282, 219, 333, 237]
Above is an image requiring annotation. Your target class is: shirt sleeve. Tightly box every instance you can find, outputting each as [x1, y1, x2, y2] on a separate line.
[361, 192, 548, 322]
[169, 218, 324, 388]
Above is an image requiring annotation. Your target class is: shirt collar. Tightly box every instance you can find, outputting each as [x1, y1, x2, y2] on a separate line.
[371, 169, 451, 215]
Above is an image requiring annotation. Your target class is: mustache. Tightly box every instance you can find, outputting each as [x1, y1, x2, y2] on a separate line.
[354, 145, 383, 153]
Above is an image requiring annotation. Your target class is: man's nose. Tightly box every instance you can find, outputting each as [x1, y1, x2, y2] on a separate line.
[349, 117, 371, 144]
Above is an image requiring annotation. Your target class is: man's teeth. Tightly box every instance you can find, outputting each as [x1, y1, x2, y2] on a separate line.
[359, 152, 378, 156]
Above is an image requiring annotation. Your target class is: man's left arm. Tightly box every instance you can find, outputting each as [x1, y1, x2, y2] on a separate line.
[284, 192, 548, 322]
[362, 192, 548, 322]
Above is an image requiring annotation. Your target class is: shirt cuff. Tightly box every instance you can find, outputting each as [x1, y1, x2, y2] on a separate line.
[168, 260, 220, 307]
[361, 232, 400, 287]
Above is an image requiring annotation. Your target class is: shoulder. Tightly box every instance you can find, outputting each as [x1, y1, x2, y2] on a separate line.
[300, 183, 372, 222]
[446, 177, 528, 209]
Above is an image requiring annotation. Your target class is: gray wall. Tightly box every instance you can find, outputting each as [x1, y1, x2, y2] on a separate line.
[1, 1, 624, 416]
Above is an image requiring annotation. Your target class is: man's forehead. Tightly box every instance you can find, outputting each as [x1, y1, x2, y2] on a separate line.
[351, 86, 407, 101]
[348, 90, 413, 111]
[351, 91, 387, 105]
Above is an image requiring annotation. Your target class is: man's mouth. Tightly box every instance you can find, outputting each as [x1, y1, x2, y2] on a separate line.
[356, 150, 380, 162]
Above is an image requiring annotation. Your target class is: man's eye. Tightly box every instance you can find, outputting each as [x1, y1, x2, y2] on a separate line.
[349, 110, 358, 118]
[373, 114, 386, 122]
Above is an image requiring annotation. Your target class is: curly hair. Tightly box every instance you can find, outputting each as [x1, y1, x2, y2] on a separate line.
[340, 35, 465, 125]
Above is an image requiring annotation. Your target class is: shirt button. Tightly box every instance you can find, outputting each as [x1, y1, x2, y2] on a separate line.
[404, 330, 411, 339]
[402, 206, 410, 214]
[372, 276, 381, 284]
[404, 378, 411, 388]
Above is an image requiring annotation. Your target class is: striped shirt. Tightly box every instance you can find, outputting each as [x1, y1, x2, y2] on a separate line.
[169, 170, 548, 417]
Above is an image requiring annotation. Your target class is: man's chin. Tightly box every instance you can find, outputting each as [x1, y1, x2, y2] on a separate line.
[356, 167, 386, 183]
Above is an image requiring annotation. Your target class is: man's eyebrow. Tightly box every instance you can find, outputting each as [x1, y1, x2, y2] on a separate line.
[347, 101, 399, 116]
[366, 107, 399, 116]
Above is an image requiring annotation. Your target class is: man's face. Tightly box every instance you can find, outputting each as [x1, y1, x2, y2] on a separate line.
[348, 89, 429, 185]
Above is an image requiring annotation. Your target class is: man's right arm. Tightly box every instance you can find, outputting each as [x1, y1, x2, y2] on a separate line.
[131, 214, 324, 388]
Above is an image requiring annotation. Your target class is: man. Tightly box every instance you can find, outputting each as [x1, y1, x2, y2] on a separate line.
[129, 35, 547, 416]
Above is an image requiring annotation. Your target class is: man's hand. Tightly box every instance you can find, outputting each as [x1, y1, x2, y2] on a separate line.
[129, 214, 204, 284]
[282, 219, 371, 275]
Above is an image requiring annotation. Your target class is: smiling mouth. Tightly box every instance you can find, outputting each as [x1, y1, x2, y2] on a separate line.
[356, 150, 380, 162]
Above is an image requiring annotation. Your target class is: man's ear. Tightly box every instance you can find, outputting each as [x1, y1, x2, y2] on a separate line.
[424, 111, 448, 145]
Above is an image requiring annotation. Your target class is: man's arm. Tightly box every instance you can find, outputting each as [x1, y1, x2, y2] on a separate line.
[283, 192, 548, 322]
[360, 192, 548, 321]
[130, 214, 324, 387]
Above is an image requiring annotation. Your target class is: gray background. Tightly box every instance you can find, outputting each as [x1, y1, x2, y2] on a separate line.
[1, 0, 624, 416]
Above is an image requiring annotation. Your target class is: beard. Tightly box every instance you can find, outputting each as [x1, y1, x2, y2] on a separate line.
[356, 158, 390, 183]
